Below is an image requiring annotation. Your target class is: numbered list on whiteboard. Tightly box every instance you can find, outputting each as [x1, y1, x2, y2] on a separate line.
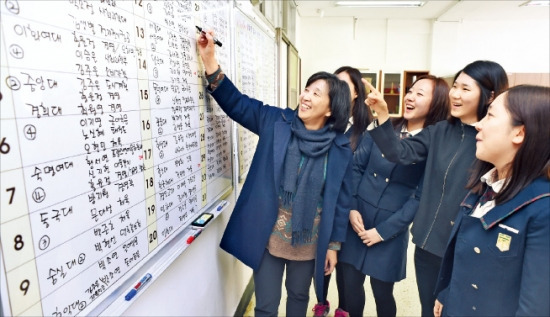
[0, 1, 232, 316]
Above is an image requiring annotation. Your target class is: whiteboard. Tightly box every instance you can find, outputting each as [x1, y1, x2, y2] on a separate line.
[232, 3, 277, 183]
[0, 1, 234, 316]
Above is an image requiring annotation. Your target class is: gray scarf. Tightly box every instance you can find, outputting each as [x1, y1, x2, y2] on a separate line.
[281, 116, 336, 245]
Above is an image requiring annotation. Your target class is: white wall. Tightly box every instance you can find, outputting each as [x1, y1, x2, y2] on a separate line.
[298, 17, 432, 85]
[431, 19, 550, 76]
[297, 15, 549, 83]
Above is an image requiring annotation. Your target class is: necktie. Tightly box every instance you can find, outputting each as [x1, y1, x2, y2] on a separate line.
[400, 132, 412, 139]
[478, 186, 496, 206]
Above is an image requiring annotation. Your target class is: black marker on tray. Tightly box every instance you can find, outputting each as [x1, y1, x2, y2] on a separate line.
[196, 25, 222, 47]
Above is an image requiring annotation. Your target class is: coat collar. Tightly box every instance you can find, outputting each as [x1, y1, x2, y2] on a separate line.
[272, 109, 351, 190]
[462, 177, 550, 230]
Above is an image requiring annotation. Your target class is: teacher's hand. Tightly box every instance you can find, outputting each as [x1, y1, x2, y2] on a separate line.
[196, 29, 219, 74]
[324, 249, 337, 275]
[434, 299, 443, 317]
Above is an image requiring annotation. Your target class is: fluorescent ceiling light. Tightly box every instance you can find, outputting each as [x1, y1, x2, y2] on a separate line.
[520, 0, 550, 6]
[335, 1, 425, 8]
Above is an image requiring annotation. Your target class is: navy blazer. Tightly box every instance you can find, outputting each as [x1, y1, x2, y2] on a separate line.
[435, 177, 550, 316]
[210, 77, 354, 300]
[339, 132, 425, 282]
[369, 119, 477, 257]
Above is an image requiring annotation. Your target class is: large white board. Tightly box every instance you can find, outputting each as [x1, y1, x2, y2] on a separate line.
[0, 1, 233, 315]
[233, 3, 277, 183]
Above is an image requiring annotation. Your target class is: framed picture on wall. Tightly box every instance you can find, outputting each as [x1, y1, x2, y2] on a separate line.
[360, 70, 380, 94]
[381, 72, 403, 117]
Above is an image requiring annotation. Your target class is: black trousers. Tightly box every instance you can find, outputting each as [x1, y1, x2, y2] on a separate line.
[253, 249, 314, 317]
[336, 262, 397, 317]
[414, 246, 443, 317]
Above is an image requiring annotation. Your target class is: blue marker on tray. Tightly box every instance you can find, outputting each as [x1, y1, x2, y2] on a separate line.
[217, 200, 228, 211]
[125, 273, 152, 301]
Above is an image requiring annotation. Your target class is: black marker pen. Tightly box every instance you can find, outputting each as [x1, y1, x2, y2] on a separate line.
[195, 25, 223, 47]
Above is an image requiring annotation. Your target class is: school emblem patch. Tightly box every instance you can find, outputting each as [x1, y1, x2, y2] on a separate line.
[496, 232, 511, 252]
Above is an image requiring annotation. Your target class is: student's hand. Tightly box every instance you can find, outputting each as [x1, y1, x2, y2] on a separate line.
[362, 79, 390, 125]
[359, 228, 382, 247]
[196, 29, 219, 75]
[324, 249, 337, 275]
[434, 299, 443, 317]
[349, 210, 365, 234]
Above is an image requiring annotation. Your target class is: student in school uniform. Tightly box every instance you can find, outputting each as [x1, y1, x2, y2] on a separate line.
[335, 66, 373, 152]
[365, 60, 509, 316]
[336, 75, 450, 317]
[197, 30, 354, 316]
[314, 65, 372, 317]
[434, 85, 550, 316]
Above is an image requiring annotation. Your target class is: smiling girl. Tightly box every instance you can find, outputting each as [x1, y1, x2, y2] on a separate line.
[365, 60, 509, 316]
[334, 75, 449, 317]
[434, 85, 550, 316]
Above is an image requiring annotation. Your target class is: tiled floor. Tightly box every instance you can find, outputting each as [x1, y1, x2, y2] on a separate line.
[244, 238, 421, 316]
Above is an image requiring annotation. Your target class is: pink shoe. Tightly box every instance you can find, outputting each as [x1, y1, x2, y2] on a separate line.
[334, 308, 349, 317]
[312, 300, 330, 317]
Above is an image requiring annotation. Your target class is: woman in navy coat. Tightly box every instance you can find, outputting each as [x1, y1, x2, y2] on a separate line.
[434, 85, 550, 316]
[337, 76, 450, 317]
[197, 31, 354, 316]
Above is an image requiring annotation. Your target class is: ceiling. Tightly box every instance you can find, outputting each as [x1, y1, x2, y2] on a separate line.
[295, 0, 549, 21]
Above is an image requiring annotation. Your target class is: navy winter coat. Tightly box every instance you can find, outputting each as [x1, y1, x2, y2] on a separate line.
[209, 77, 354, 300]
[339, 131, 425, 282]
